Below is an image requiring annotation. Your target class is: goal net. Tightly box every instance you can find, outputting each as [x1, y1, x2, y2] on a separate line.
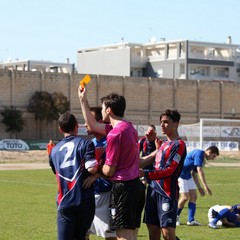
[180, 118, 240, 152]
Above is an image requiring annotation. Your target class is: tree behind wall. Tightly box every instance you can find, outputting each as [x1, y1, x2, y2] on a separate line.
[1, 106, 25, 138]
[27, 91, 70, 139]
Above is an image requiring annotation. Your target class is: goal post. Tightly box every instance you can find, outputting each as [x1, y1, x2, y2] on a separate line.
[200, 118, 240, 150]
[181, 118, 240, 151]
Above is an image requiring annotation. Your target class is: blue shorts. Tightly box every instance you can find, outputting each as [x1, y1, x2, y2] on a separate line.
[109, 178, 145, 230]
[143, 186, 177, 228]
[57, 196, 95, 240]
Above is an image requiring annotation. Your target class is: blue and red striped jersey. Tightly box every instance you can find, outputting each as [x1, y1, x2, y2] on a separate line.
[146, 139, 186, 199]
[92, 136, 112, 193]
[49, 135, 97, 210]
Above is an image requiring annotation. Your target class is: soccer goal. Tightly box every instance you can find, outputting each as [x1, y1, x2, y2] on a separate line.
[180, 118, 240, 151]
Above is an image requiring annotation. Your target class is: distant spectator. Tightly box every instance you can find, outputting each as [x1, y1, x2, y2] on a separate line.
[47, 139, 55, 160]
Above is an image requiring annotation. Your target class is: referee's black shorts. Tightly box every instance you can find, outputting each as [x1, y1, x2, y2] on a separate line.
[109, 177, 146, 230]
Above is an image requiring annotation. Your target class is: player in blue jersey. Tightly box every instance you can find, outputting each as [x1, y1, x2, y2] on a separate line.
[208, 204, 240, 229]
[84, 107, 116, 240]
[49, 112, 99, 240]
[176, 146, 219, 226]
[140, 109, 186, 240]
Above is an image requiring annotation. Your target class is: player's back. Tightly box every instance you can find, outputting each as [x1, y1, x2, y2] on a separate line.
[52, 136, 92, 174]
[180, 149, 204, 179]
[50, 135, 95, 210]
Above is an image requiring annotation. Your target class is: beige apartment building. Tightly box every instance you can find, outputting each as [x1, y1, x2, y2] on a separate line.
[77, 37, 240, 82]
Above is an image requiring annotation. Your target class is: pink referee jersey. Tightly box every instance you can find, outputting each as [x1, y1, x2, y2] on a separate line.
[105, 121, 139, 181]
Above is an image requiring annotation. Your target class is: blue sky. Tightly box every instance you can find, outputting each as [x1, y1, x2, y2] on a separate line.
[1, 0, 239, 64]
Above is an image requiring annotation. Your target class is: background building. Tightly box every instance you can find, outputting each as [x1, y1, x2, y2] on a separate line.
[0, 59, 75, 74]
[77, 37, 240, 82]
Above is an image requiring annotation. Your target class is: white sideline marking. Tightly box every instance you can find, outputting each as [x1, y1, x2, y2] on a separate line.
[0, 179, 55, 187]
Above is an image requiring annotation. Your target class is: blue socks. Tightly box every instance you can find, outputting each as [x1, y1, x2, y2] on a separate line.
[212, 208, 230, 224]
[188, 202, 196, 222]
[177, 208, 183, 216]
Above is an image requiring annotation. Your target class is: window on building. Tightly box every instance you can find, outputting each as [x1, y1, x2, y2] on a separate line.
[157, 69, 163, 77]
[179, 42, 185, 58]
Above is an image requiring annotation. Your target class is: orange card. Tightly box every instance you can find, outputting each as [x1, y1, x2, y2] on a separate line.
[80, 74, 91, 88]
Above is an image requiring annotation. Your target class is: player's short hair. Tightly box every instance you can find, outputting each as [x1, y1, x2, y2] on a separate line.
[149, 124, 156, 131]
[90, 107, 102, 122]
[58, 112, 77, 133]
[206, 145, 219, 155]
[160, 109, 181, 122]
[101, 92, 126, 117]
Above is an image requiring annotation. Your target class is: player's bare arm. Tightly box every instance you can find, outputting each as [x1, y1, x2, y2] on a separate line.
[87, 164, 98, 175]
[83, 173, 100, 189]
[139, 149, 157, 168]
[192, 171, 205, 196]
[197, 166, 212, 195]
[102, 164, 116, 177]
[78, 86, 106, 135]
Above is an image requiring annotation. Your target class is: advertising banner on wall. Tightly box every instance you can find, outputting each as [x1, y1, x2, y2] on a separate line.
[135, 125, 239, 151]
[0, 139, 30, 150]
[0, 139, 49, 150]
[26, 141, 48, 150]
[136, 125, 240, 138]
[186, 141, 239, 151]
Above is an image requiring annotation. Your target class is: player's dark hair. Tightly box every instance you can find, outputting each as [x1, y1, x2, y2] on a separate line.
[90, 107, 102, 122]
[206, 145, 219, 155]
[149, 124, 156, 131]
[160, 109, 181, 122]
[58, 112, 77, 133]
[101, 93, 126, 118]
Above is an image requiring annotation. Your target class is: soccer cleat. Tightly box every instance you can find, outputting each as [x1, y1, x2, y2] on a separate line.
[176, 216, 180, 226]
[187, 220, 202, 226]
[208, 222, 218, 229]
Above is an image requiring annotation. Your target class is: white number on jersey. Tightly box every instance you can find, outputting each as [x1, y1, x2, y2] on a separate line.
[59, 142, 76, 168]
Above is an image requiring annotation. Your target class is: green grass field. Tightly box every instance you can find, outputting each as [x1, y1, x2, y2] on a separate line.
[0, 167, 239, 240]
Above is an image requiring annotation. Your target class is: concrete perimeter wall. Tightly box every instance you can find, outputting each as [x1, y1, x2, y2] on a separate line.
[0, 69, 240, 140]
